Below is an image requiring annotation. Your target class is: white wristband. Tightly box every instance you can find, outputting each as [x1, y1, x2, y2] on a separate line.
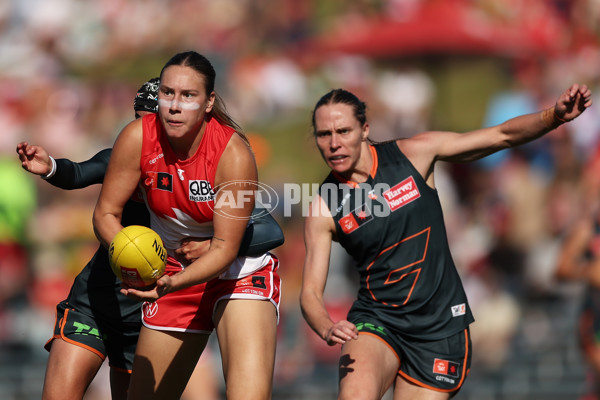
[42, 156, 57, 180]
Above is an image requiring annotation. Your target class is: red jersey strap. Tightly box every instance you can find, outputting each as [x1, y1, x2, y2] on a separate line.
[140, 113, 235, 182]
[195, 116, 236, 176]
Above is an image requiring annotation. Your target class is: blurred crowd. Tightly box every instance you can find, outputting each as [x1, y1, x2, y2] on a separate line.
[2, 0, 600, 398]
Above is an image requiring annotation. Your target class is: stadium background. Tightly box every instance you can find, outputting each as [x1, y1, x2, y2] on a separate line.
[1, 0, 600, 398]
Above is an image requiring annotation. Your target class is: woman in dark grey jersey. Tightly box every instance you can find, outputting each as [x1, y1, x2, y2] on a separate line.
[16, 78, 284, 400]
[300, 84, 591, 399]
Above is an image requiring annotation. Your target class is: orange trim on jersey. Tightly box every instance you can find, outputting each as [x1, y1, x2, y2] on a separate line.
[332, 145, 378, 188]
[397, 329, 470, 393]
[59, 308, 106, 361]
[368, 145, 378, 177]
[358, 331, 401, 364]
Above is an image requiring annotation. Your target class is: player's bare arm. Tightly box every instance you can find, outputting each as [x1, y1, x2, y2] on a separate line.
[93, 119, 143, 249]
[300, 194, 359, 346]
[400, 83, 592, 186]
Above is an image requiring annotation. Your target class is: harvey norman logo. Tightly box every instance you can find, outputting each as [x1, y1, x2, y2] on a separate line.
[383, 176, 420, 211]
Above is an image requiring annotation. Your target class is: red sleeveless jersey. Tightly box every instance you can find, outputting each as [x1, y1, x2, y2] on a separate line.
[139, 114, 233, 269]
[137, 115, 280, 333]
[139, 114, 269, 279]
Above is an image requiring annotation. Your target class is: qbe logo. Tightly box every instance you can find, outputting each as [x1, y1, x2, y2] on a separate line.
[209, 180, 279, 220]
[189, 180, 215, 202]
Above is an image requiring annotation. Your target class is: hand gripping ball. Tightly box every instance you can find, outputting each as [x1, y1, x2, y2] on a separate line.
[109, 225, 167, 288]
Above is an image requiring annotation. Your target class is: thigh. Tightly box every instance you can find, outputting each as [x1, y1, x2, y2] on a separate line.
[393, 377, 451, 400]
[128, 326, 210, 400]
[42, 338, 104, 400]
[181, 345, 221, 400]
[338, 333, 400, 400]
[215, 299, 277, 400]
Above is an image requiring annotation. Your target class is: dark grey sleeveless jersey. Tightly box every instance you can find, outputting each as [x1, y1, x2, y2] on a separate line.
[319, 141, 474, 340]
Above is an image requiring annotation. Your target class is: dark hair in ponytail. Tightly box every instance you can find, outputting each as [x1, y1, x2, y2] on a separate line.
[161, 51, 248, 143]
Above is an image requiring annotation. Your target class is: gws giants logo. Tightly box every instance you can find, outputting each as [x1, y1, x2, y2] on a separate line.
[143, 301, 159, 318]
[209, 180, 279, 220]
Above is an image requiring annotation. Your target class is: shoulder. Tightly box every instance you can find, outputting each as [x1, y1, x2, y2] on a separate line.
[216, 133, 257, 182]
[396, 131, 438, 152]
[111, 119, 143, 161]
[222, 133, 254, 165]
[305, 194, 336, 239]
[116, 118, 144, 143]
[396, 130, 455, 162]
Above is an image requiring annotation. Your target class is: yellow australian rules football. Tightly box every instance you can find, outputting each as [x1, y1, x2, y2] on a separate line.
[109, 225, 167, 288]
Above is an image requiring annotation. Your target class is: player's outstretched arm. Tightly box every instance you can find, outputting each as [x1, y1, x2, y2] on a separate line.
[17, 141, 112, 189]
[48, 149, 112, 189]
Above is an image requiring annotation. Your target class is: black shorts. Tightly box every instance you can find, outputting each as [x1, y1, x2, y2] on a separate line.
[349, 317, 471, 394]
[44, 301, 141, 372]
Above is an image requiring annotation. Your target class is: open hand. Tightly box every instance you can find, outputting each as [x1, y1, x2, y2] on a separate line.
[16, 142, 52, 176]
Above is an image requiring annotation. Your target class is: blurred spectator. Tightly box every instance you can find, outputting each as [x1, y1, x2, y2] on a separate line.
[0, 157, 36, 344]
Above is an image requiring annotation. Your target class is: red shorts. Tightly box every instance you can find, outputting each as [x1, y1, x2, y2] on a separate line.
[141, 254, 280, 333]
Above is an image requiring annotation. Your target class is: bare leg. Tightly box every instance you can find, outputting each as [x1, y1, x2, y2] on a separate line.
[215, 299, 277, 400]
[338, 334, 399, 400]
[181, 346, 221, 400]
[127, 326, 210, 400]
[42, 339, 104, 400]
[393, 376, 451, 400]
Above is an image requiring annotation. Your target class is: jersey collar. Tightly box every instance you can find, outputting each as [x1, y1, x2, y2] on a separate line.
[332, 144, 378, 188]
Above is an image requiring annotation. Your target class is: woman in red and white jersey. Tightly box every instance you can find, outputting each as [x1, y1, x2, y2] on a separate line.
[93, 51, 280, 400]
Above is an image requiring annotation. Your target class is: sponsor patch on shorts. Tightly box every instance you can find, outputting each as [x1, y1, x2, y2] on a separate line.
[433, 358, 460, 377]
